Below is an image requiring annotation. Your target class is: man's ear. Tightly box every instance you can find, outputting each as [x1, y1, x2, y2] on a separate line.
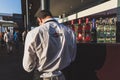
[37, 17, 43, 25]
[37, 17, 41, 22]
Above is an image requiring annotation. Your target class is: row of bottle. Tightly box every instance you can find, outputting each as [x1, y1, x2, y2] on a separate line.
[68, 17, 116, 43]
[97, 24, 116, 43]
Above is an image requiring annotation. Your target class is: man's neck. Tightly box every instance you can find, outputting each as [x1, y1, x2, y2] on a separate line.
[43, 16, 52, 23]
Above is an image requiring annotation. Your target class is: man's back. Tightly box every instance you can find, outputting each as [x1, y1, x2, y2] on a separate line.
[23, 18, 76, 72]
[38, 20, 76, 72]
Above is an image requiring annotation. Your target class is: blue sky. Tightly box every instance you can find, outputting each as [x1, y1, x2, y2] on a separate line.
[0, 0, 22, 14]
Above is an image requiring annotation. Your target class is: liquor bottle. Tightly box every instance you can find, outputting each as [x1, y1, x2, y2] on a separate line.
[71, 20, 78, 41]
[105, 18, 111, 43]
[77, 19, 83, 42]
[105, 24, 111, 43]
[91, 18, 97, 43]
[97, 18, 105, 43]
[110, 17, 116, 43]
[70, 20, 75, 32]
[84, 18, 91, 42]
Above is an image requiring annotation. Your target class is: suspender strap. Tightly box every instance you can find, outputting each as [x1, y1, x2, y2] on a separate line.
[44, 20, 58, 24]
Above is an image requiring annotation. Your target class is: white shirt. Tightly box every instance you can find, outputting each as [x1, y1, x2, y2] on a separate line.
[23, 18, 76, 73]
[4, 32, 10, 42]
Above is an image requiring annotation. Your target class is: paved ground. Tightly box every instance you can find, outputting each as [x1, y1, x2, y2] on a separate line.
[0, 42, 33, 80]
[0, 42, 104, 80]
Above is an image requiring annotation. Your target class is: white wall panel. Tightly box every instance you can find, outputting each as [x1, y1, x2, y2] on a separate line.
[77, 0, 117, 18]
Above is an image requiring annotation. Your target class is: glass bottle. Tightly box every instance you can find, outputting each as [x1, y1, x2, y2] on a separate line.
[91, 18, 97, 43]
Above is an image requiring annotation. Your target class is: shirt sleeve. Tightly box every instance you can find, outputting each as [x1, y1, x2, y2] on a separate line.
[67, 27, 77, 62]
[71, 30, 77, 62]
[23, 32, 37, 72]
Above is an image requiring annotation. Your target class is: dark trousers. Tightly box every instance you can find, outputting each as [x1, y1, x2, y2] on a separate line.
[6, 42, 12, 53]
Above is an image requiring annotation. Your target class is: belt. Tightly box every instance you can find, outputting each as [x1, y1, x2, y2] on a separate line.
[40, 71, 62, 78]
[40, 76, 59, 80]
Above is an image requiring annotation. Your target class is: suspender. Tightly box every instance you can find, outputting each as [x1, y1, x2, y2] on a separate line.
[44, 20, 62, 37]
[44, 20, 58, 24]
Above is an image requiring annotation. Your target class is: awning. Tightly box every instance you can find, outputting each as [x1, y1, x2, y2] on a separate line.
[0, 20, 15, 27]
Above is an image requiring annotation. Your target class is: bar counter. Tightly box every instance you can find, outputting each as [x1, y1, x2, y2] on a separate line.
[62, 43, 120, 80]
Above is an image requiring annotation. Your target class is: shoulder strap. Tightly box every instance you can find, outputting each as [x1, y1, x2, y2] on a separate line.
[44, 20, 58, 24]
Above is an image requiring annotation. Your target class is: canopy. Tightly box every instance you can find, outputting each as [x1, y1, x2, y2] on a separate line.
[0, 20, 15, 27]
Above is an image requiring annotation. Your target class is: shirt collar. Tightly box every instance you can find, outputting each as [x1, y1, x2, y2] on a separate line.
[44, 18, 56, 23]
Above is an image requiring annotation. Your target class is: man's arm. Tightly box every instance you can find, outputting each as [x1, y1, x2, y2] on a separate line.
[23, 32, 37, 72]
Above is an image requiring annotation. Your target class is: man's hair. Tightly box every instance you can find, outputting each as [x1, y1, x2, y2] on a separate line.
[37, 10, 53, 19]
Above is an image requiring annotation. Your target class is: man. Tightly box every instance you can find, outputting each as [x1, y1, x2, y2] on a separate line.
[4, 29, 12, 53]
[23, 10, 76, 80]
[13, 29, 20, 52]
[22, 30, 27, 44]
